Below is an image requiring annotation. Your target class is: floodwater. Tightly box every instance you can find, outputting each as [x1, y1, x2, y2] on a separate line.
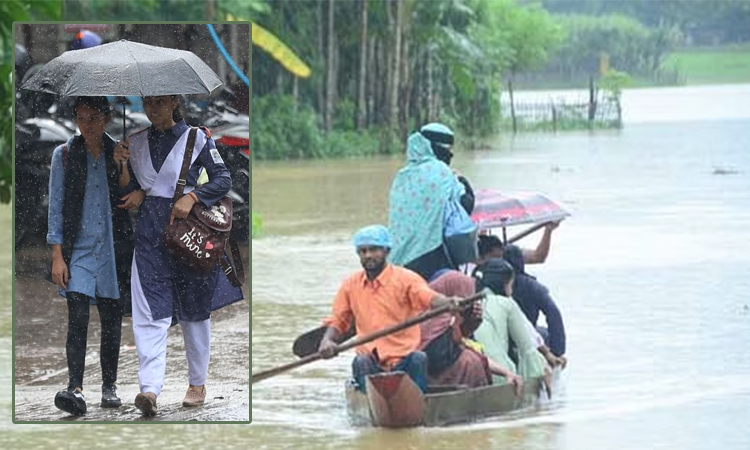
[250, 84, 750, 449]
[1, 83, 749, 447]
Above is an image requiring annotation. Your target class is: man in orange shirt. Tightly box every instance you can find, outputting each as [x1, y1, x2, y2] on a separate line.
[319, 225, 460, 392]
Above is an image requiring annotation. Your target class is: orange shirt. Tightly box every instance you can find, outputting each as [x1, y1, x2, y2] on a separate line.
[324, 264, 438, 369]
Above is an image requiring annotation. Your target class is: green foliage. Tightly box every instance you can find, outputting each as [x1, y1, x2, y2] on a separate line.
[254, 0, 566, 154]
[62, 0, 267, 21]
[1, 0, 60, 204]
[252, 94, 387, 160]
[541, 0, 750, 46]
[251, 95, 322, 160]
[531, 13, 681, 85]
[599, 69, 631, 102]
[251, 211, 262, 238]
[664, 44, 750, 85]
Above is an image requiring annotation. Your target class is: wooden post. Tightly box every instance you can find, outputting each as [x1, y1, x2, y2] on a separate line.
[588, 75, 595, 129]
[508, 79, 517, 134]
[552, 103, 557, 132]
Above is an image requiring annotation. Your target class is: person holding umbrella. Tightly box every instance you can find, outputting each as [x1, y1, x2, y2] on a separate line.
[126, 93, 242, 417]
[47, 96, 138, 416]
[23, 39, 244, 417]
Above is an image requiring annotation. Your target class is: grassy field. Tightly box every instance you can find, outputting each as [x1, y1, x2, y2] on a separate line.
[664, 44, 750, 85]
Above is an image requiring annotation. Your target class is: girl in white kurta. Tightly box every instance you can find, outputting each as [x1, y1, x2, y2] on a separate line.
[127, 95, 242, 416]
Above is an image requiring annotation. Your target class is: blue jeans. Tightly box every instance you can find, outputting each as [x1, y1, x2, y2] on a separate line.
[352, 351, 428, 393]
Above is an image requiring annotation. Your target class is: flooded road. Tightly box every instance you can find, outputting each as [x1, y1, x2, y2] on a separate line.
[2, 83, 750, 447]
[250, 85, 750, 448]
[10, 233, 250, 422]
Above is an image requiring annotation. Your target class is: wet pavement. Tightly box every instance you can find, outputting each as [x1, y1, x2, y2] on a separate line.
[13, 239, 250, 422]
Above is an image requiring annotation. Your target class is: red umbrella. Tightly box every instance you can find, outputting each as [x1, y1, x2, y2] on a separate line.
[471, 189, 570, 230]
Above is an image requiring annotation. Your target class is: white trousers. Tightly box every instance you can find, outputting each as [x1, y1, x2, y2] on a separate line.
[131, 257, 211, 396]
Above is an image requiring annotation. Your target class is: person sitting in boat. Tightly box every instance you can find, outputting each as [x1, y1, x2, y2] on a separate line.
[472, 259, 562, 389]
[423, 270, 562, 388]
[419, 271, 523, 394]
[502, 244, 567, 358]
[461, 221, 561, 276]
[388, 130, 477, 282]
[318, 225, 462, 393]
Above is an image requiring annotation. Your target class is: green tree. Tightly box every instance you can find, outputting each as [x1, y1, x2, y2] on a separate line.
[1, 0, 62, 203]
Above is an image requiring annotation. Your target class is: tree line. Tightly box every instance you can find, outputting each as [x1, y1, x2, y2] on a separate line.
[253, 0, 562, 160]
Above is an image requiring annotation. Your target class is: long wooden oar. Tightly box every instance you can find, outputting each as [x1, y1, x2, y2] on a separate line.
[290, 224, 552, 358]
[252, 292, 486, 384]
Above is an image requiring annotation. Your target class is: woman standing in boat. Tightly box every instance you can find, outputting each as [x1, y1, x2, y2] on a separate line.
[125, 94, 243, 416]
[388, 128, 476, 281]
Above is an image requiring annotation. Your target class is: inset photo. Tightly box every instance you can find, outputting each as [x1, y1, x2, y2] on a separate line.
[13, 22, 250, 422]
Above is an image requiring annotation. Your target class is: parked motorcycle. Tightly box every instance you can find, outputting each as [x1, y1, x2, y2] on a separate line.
[14, 117, 76, 248]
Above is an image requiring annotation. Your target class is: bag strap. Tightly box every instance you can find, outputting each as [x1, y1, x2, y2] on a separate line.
[220, 239, 245, 287]
[173, 127, 198, 203]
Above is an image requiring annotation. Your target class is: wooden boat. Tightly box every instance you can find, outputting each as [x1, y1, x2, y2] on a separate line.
[346, 371, 545, 428]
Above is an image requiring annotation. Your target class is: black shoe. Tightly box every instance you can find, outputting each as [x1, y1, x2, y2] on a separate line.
[55, 388, 87, 416]
[101, 385, 122, 408]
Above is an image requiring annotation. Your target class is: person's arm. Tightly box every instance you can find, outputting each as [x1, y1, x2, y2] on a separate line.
[522, 221, 560, 265]
[190, 137, 232, 207]
[319, 281, 355, 359]
[47, 146, 68, 290]
[457, 175, 475, 214]
[318, 326, 342, 359]
[460, 301, 483, 337]
[538, 344, 567, 369]
[486, 358, 523, 397]
[537, 286, 566, 357]
[169, 136, 231, 223]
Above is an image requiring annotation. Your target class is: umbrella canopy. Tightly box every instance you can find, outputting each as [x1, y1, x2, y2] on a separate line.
[470, 189, 570, 229]
[21, 39, 223, 97]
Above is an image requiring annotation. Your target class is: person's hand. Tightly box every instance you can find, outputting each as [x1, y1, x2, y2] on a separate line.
[542, 366, 553, 399]
[318, 339, 339, 359]
[113, 140, 130, 167]
[51, 256, 69, 290]
[447, 296, 463, 312]
[118, 189, 145, 211]
[508, 374, 524, 397]
[169, 193, 197, 225]
[545, 220, 561, 232]
[469, 301, 482, 319]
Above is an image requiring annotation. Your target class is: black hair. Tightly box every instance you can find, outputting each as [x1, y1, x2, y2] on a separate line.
[478, 234, 504, 258]
[169, 95, 184, 122]
[74, 96, 111, 116]
[474, 258, 515, 296]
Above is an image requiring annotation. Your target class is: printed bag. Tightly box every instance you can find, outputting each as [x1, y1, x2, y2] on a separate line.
[164, 196, 232, 275]
[163, 127, 243, 286]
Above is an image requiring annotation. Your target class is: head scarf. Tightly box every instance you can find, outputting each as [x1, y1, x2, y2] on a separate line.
[352, 224, 392, 251]
[388, 132, 465, 266]
[420, 122, 455, 165]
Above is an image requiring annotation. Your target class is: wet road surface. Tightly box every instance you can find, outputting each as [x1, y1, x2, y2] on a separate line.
[13, 240, 250, 422]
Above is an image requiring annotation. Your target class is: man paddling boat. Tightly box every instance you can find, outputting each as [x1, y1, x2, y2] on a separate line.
[318, 225, 462, 392]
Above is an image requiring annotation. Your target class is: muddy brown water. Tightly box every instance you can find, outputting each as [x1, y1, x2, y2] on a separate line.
[3, 84, 750, 447]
